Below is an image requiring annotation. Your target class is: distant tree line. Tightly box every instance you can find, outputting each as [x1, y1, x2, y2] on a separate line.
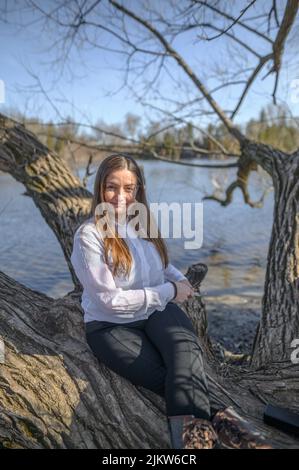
[6, 103, 299, 162]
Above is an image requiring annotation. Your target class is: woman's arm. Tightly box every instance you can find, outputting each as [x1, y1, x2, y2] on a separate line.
[70, 229, 176, 318]
[164, 262, 188, 283]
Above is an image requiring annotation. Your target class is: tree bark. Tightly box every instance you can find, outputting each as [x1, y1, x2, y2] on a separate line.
[241, 142, 299, 368]
[0, 114, 298, 448]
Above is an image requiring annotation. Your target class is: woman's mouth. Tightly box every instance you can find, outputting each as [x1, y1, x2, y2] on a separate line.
[111, 202, 126, 208]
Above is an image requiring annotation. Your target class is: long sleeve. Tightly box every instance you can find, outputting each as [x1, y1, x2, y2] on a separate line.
[164, 262, 188, 282]
[70, 229, 175, 319]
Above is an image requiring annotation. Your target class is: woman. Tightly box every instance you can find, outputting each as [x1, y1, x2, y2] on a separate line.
[70, 153, 218, 449]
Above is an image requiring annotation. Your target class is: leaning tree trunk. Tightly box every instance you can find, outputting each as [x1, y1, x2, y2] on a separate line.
[243, 142, 299, 368]
[0, 115, 92, 289]
[0, 114, 298, 448]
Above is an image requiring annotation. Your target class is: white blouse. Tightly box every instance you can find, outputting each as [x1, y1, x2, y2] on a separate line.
[70, 216, 188, 324]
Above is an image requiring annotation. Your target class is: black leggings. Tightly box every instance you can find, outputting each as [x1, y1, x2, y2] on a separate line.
[85, 301, 211, 420]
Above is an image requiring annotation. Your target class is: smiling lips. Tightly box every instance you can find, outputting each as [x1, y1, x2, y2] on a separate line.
[111, 203, 127, 211]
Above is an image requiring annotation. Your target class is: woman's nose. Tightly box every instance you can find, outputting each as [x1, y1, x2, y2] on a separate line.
[113, 189, 127, 203]
[116, 188, 126, 197]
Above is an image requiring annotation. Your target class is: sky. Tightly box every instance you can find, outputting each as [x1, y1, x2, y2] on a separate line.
[0, 0, 298, 135]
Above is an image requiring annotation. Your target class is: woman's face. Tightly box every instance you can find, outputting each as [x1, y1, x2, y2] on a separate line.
[103, 169, 138, 217]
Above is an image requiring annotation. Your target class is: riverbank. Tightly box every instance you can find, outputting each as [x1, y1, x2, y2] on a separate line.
[205, 293, 261, 355]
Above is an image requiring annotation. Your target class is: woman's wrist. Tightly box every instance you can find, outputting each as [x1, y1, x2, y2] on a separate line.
[169, 281, 177, 300]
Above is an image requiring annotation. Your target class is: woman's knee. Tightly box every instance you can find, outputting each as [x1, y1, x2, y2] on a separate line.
[149, 301, 197, 334]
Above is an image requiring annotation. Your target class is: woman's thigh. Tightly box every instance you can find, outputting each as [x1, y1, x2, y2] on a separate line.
[86, 324, 167, 397]
[144, 302, 203, 362]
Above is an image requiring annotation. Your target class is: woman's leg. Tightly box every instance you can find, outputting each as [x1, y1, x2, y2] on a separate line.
[85, 321, 167, 398]
[144, 302, 211, 420]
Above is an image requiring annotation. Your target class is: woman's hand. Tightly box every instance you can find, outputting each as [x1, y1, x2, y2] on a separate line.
[179, 278, 193, 289]
[171, 280, 196, 304]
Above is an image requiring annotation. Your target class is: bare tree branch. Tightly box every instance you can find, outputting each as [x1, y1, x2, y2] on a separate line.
[109, 0, 244, 142]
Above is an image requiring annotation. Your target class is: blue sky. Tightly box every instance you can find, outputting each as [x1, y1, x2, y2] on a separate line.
[0, 0, 298, 134]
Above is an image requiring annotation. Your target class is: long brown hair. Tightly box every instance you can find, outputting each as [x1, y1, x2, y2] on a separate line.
[91, 153, 169, 277]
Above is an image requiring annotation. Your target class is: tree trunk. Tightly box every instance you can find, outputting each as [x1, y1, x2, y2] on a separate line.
[242, 142, 299, 368]
[0, 114, 92, 289]
[0, 115, 298, 448]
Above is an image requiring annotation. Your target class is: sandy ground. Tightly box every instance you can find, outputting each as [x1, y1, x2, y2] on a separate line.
[204, 294, 261, 355]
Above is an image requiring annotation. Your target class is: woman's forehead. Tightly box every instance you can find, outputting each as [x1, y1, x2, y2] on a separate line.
[106, 169, 137, 184]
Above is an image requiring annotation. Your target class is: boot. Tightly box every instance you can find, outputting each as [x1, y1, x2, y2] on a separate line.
[167, 414, 219, 449]
[211, 406, 273, 449]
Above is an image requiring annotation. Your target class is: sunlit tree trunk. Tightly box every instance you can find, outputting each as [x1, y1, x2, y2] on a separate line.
[249, 146, 299, 368]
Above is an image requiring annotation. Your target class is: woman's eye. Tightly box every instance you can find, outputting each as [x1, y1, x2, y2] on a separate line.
[105, 186, 136, 193]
